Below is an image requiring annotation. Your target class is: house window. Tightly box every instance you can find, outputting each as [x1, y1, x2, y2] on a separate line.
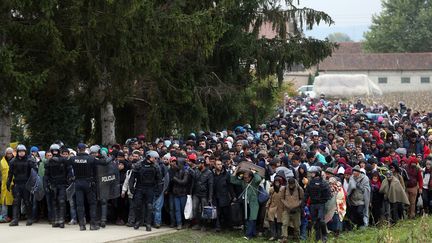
[401, 77, 410, 84]
[378, 77, 387, 84]
[421, 77, 430, 83]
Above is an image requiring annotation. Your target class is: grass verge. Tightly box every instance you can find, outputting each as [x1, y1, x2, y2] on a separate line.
[140, 216, 432, 243]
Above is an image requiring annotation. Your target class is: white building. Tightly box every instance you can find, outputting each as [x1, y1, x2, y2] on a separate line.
[318, 42, 432, 93]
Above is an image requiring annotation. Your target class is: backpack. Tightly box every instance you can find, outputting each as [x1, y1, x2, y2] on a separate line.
[258, 185, 270, 204]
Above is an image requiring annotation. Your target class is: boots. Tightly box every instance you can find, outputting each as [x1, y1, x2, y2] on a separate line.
[90, 224, 100, 231]
[25, 202, 33, 226]
[145, 203, 153, 230]
[58, 202, 65, 228]
[80, 224, 86, 231]
[26, 219, 33, 226]
[9, 205, 19, 226]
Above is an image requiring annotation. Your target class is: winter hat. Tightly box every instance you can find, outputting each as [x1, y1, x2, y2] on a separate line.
[325, 167, 335, 175]
[77, 143, 87, 150]
[162, 153, 171, 161]
[187, 153, 197, 161]
[408, 156, 418, 165]
[30, 146, 39, 153]
[352, 165, 361, 173]
[5, 147, 13, 154]
[319, 144, 327, 152]
[395, 148, 407, 155]
[338, 158, 347, 165]
[101, 147, 109, 155]
[225, 141, 232, 149]
[344, 167, 353, 175]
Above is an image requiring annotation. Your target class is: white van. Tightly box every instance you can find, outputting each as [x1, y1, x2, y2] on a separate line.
[297, 85, 316, 98]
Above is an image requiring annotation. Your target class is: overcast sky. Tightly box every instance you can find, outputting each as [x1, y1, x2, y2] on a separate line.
[298, 0, 383, 41]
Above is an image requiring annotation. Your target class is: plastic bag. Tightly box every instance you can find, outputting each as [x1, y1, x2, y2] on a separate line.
[184, 195, 193, 220]
[417, 195, 423, 208]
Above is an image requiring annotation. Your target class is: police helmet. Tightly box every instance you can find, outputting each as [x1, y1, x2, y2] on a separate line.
[89, 145, 100, 154]
[146, 150, 160, 159]
[309, 166, 322, 175]
[16, 144, 27, 152]
[50, 144, 60, 151]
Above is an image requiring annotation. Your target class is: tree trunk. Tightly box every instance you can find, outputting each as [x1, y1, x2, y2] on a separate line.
[100, 102, 116, 146]
[0, 110, 11, 153]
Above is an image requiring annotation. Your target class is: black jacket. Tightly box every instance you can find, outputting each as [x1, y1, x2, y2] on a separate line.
[213, 168, 234, 207]
[171, 167, 191, 196]
[191, 167, 214, 199]
[7, 155, 36, 185]
[303, 177, 331, 205]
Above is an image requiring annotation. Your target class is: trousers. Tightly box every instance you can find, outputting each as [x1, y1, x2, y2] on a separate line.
[133, 188, 154, 226]
[75, 179, 97, 226]
[11, 184, 32, 223]
[51, 185, 67, 224]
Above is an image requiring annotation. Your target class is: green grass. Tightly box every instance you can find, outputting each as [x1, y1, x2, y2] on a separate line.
[141, 216, 432, 243]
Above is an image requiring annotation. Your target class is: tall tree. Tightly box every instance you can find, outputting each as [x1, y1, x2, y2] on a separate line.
[0, 0, 67, 149]
[364, 0, 432, 52]
[141, 0, 336, 137]
[2, 0, 336, 144]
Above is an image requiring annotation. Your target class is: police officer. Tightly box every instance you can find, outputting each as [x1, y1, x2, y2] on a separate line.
[71, 143, 107, 231]
[129, 150, 161, 231]
[6, 144, 36, 226]
[45, 144, 74, 228]
[303, 166, 331, 242]
[89, 146, 111, 228]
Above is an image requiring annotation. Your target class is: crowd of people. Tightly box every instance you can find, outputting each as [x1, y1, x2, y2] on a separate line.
[1, 94, 432, 242]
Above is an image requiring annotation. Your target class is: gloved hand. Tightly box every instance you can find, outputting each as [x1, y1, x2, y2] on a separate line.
[6, 182, 11, 192]
[68, 176, 75, 184]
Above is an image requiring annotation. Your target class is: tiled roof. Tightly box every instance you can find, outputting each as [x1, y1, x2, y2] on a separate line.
[319, 43, 432, 71]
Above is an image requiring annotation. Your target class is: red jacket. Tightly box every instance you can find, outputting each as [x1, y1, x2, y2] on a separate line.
[406, 157, 423, 188]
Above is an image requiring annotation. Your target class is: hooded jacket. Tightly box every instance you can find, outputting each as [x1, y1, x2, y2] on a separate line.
[405, 157, 423, 188]
[266, 185, 286, 221]
[0, 157, 13, 205]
